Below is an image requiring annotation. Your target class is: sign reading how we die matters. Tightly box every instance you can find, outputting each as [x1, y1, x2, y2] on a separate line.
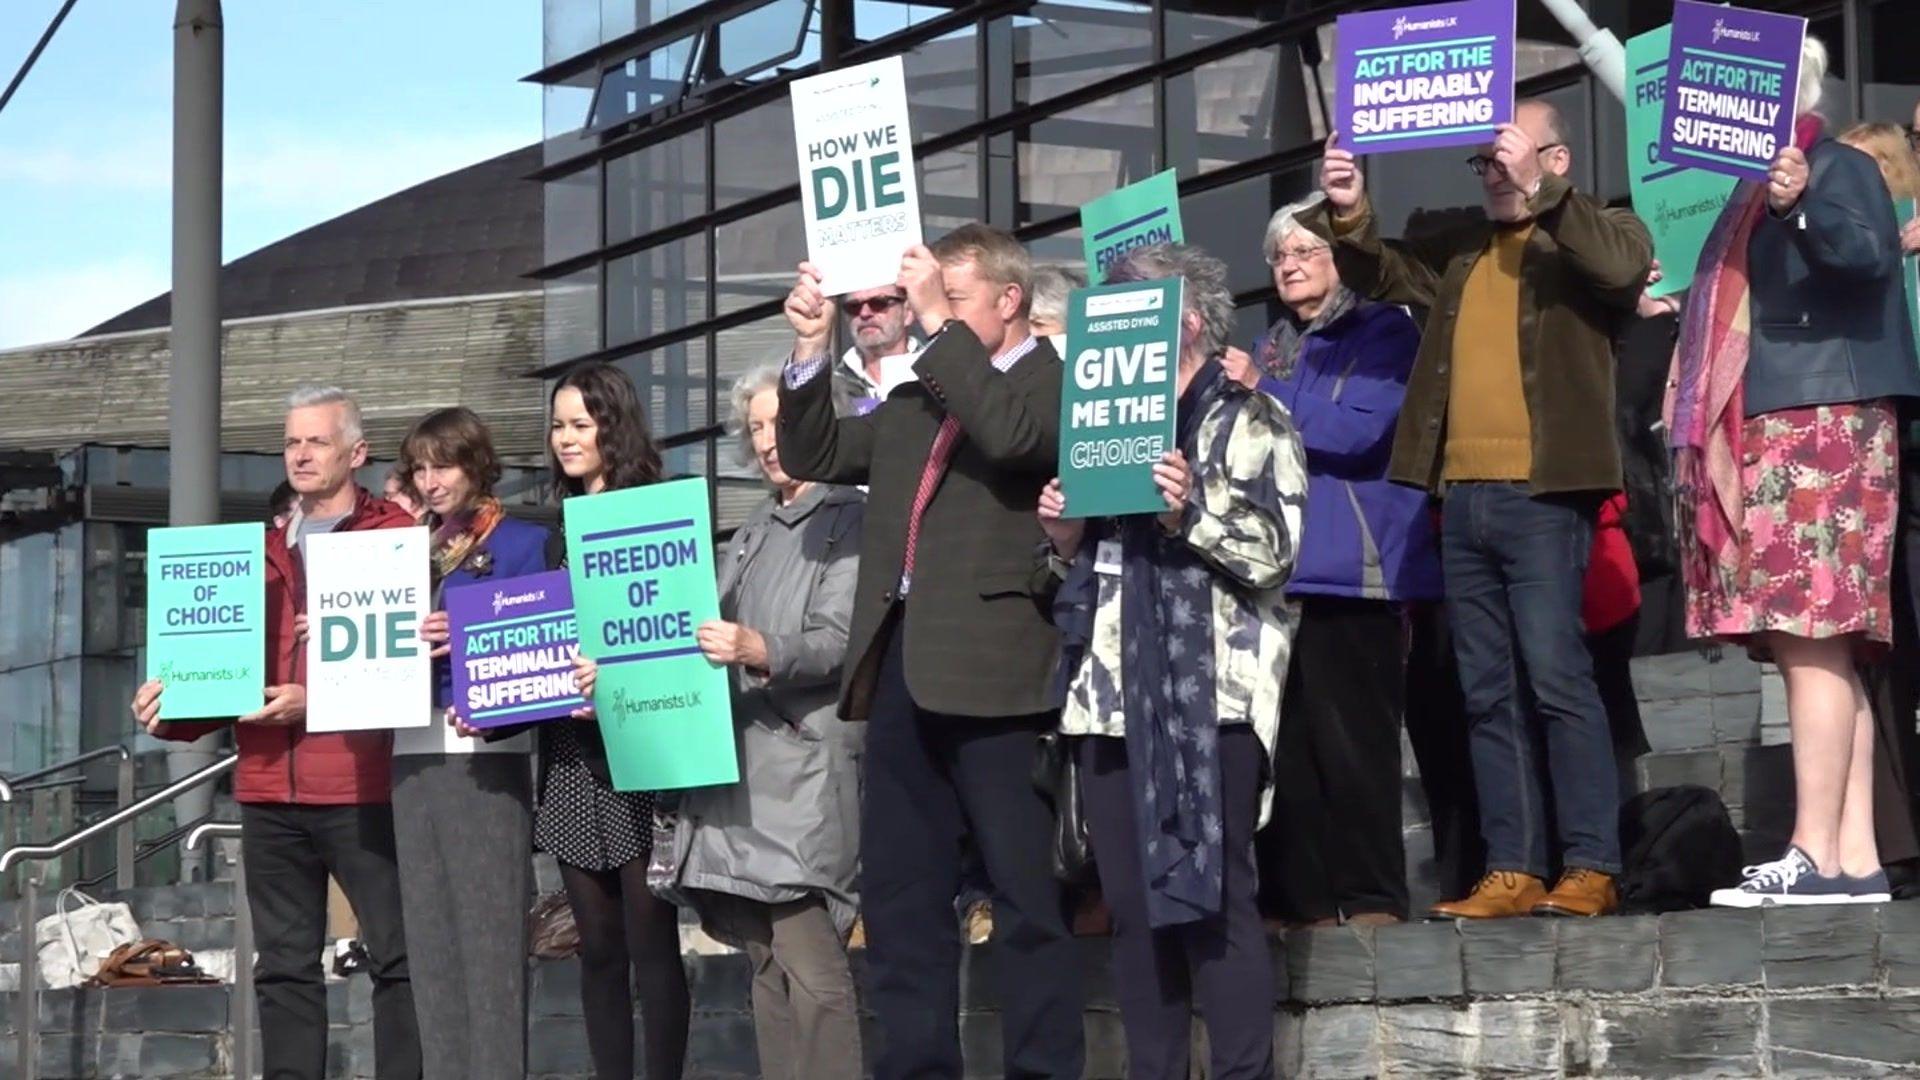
[447, 570, 583, 729]
[1058, 276, 1183, 520]
[1626, 24, 1737, 298]
[1335, 0, 1516, 154]
[566, 478, 737, 792]
[305, 527, 432, 732]
[1658, 0, 1806, 182]
[790, 55, 922, 297]
[145, 523, 266, 720]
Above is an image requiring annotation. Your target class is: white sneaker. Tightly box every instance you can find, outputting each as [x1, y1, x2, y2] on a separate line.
[1709, 846, 1858, 908]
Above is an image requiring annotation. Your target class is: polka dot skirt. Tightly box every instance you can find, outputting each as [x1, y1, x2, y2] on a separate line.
[534, 719, 655, 871]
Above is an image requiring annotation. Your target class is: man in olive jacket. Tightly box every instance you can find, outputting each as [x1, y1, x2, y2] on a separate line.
[776, 224, 1082, 1079]
[1303, 99, 1652, 920]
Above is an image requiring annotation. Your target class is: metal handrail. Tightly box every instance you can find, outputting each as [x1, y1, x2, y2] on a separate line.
[7, 754, 237, 1080]
[184, 820, 242, 851]
[0, 755, 233, 875]
[0, 744, 131, 800]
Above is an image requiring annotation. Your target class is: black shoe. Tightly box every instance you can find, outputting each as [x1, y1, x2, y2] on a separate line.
[331, 938, 370, 978]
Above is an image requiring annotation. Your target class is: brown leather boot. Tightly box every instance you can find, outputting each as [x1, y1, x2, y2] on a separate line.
[1426, 871, 1548, 920]
[1532, 868, 1619, 917]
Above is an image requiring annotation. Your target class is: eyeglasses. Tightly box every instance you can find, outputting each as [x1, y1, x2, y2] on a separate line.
[1266, 244, 1330, 267]
[1907, 127, 1920, 153]
[840, 294, 906, 316]
[1466, 142, 1565, 177]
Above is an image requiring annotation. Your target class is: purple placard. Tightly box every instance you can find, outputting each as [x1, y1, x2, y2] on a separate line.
[447, 570, 583, 729]
[1334, 0, 1516, 155]
[1657, 1, 1806, 182]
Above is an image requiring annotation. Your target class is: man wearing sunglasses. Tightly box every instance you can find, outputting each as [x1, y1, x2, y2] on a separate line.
[1300, 99, 1652, 922]
[832, 286, 921, 414]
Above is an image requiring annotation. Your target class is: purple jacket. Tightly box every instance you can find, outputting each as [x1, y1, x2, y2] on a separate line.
[1254, 300, 1441, 602]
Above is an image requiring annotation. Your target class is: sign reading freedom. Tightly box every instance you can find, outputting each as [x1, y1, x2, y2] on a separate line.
[1626, 24, 1736, 299]
[1080, 170, 1184, 285]
[790, 55, 923, 296]
[447, 570, 583, 729]
[565, 478, 737, 791]
[145, 522, 266, 720]
[1058, 276, 1183, 519]
[1335, 0, 1516, 154]
[1657, 0, 1805, 182]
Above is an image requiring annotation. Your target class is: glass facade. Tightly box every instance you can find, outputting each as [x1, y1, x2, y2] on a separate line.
[533, 0, 1888, 528]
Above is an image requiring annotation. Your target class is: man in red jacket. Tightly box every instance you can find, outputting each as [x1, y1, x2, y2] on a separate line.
[132, 386, 422, 1080]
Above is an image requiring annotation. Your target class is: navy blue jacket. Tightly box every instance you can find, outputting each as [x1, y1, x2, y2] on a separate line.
[1255, 300, 1442, 602]
[1744, 138, 1920, 416]
[432, 515, 556, 710]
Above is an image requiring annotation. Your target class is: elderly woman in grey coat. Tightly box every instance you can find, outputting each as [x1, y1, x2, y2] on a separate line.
[673, 363, 865, 1080]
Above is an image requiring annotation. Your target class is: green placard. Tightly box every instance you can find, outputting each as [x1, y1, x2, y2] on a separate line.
[1898, 199, 1920, 375]
[145, 522, 266, 720]
[564, 477, 738, 792]
[1059, 276, 1183, 519]
[1080, 169, 1184, 284]
[1627, 24, 1737, 298]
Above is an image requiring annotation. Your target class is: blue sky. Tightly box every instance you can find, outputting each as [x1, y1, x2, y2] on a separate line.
[0, 0, 542, 349]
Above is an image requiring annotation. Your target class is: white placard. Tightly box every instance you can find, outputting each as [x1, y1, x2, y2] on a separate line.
[304, 527, 432, 731]
[790, 55, 922, 296]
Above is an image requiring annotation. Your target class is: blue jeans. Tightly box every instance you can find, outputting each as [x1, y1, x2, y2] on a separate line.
[1442, 483, 1622, 878]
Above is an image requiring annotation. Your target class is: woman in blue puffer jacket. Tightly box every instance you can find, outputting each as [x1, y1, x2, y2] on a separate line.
[1229, 195, 1441, 927]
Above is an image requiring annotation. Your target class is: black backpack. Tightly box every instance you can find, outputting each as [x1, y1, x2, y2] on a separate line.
[1617, 785, 1745, 914]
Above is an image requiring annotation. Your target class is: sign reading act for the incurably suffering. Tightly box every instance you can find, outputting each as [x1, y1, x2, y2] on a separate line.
[1657, 0, 1806, 182]
[790, 55, 923, 297]
[1335, 0, 1516, 154]
[1057, 277, 1183, 520]
[304, 527, 432, 732]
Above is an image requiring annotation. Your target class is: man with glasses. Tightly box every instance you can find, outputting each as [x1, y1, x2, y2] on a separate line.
[833, 285, 920, 414]
[1302, 99, 1652, 921]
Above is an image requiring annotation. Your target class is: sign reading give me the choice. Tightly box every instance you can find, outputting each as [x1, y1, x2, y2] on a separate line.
[1057, 276, 1184, 520]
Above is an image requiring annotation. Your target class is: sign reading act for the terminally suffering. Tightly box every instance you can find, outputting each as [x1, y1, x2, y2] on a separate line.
[1335, 0, 1516, 154]
[565, 478, 736, 792]
[790, 55, 922, 297]
[1058, 277, 1183, 520]
[1657, 0, 1806, 182]
[304, 528, 432, 732]
[144, 523, 266, 720]
[446, 570, 583, 729]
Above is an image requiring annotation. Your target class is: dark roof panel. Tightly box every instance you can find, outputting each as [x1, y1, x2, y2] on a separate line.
[88, 144, 544, 335]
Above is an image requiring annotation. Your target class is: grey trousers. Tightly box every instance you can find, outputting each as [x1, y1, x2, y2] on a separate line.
[706, 894, 863, 1080]
[390, 753, 534, 1080]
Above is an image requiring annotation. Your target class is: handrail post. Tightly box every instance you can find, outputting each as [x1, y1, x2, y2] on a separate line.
[19, 868, 41, 1080]
[231, 841, 254, 1079]
[114, 756, 135, 891]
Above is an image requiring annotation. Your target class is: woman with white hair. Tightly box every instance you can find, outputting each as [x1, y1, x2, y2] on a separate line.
[1232, 196, 1440, 928]
[1038, 242, 1308, 1079]
[1668, 36, 1920, 907]
[664, 364, 866, 1077]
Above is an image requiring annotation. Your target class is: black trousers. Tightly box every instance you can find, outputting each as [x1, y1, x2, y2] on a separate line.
[1261, 596, 1410, 921]
[860, 617, 1084, 1080]
[241, 802, 420, 1080]
[1084, 729, 1274, 1080]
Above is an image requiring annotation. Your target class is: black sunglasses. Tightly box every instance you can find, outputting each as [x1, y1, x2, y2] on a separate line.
[840, 294, 906, 316]
[1466, 142, 1565, 177]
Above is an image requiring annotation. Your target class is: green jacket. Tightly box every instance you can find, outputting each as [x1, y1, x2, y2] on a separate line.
[1298, 173, 1652, 496]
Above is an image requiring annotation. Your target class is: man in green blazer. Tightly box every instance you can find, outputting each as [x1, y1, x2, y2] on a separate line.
[776, 223, 1082, 1080]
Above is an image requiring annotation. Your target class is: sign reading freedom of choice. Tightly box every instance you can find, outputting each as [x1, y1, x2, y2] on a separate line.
[1058, 276, 1183, 519]
[1335, 0, 1516, 154]
[1626, 24, 1737, 298]
[1080, 170, 1184, 284]
[446, 570, 583, 729]
[565, 478, 737, 791]
[1658, 0, 1806, 182]
[145, 523, 266, 720]
[304, 527, 432, 733]
[790, 55, 922, 297]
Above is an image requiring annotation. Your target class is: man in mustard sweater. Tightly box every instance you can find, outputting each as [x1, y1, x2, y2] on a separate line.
[1301, 100, 1653, 919]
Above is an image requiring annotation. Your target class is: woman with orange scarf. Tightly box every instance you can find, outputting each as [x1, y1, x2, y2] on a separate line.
[1668, 37, 1920, 908]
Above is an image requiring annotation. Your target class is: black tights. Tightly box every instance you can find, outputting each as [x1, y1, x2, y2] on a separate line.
[559, 859, 690, 1080]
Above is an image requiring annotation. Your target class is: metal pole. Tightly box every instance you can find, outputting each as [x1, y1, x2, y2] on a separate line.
[1534, 0, 1627, 104]
[18, 870, 40, 1080]
[168, 0, 225, 879]
[114, 756, 134, 891]
[231, 842, 255, 1079]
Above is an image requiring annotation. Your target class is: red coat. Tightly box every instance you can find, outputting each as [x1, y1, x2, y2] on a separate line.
[1583, 492, 1641, 635]
[155, 488, 419, 804]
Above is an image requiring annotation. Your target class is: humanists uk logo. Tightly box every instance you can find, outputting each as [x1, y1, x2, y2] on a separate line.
[491, 588, 547, 617]
[1711, 18, 1762, 45]
[1391, 14, 1459, 40]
